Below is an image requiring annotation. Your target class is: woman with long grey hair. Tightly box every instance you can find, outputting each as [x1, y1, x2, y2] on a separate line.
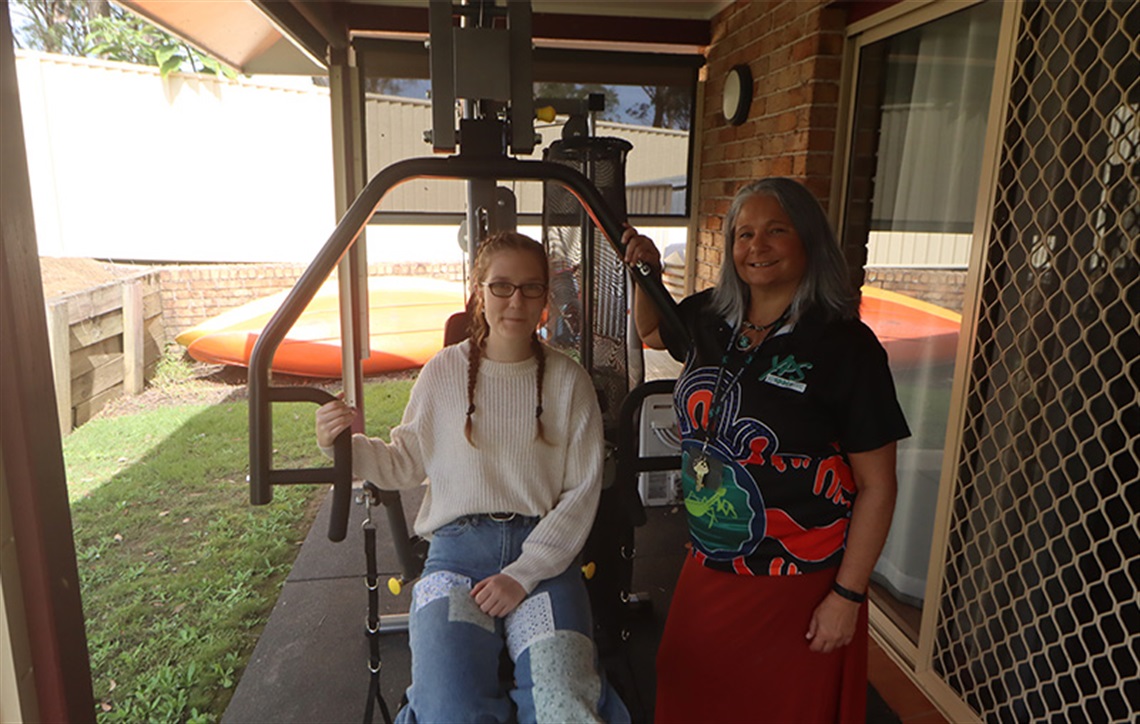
[624, 177, 909, 722]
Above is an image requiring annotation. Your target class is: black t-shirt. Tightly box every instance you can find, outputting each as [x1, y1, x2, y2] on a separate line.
[661, 290, 911, 575]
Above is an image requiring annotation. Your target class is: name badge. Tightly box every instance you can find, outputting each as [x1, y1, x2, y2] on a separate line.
[764, 373, 806, 393]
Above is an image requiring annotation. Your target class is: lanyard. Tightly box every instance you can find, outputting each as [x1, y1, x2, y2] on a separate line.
[700, 309, 789, 455]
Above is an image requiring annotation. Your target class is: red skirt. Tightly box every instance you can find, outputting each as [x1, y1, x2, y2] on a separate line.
[655, 554, 868, 723]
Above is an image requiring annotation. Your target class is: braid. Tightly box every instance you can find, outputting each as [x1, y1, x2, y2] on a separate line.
[531, 333, 548, 444]
[464, 340, 482, 447]
[464, 292, 489, 447]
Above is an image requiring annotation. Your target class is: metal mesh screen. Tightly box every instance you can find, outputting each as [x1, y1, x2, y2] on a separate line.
[542, 137, 634, 430]
[933, 1, 1139, 721]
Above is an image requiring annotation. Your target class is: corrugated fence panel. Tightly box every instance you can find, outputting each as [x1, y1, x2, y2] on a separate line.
[362, 93, 690, 217]
[868, 231, 973, 267]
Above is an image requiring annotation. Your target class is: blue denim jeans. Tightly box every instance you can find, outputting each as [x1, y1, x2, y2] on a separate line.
[394, 514, 629, 724]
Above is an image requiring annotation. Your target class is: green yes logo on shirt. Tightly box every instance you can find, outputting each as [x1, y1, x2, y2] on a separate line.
[761, 355, 813, 393]
[762, 355, 813, 381]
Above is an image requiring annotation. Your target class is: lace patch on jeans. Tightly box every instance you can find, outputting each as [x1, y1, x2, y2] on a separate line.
[412, 570, 472, 613]
[530, 631, 603, 724]
[505, 592, 556, 661]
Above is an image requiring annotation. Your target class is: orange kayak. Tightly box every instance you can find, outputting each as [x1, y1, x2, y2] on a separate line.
[178, 279, 958, 377]
[179, 277, 466, 377]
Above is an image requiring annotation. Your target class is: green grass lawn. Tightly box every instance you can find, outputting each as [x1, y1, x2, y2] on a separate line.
[65, 376, 413, 723]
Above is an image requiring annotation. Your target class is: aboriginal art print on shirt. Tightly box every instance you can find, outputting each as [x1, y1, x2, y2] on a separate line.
[674, 362, 856, 574]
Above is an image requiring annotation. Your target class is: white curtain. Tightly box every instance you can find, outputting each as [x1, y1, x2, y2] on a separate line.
[871, 2, 1001, 235]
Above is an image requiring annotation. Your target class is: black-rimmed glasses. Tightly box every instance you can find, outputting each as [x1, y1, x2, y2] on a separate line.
[483, 282, 548, 299]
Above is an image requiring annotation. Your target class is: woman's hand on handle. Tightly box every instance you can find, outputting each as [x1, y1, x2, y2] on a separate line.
[622, 223, 662, 275]
[621, 224, 667, 350]
[315, 398, 355, 449]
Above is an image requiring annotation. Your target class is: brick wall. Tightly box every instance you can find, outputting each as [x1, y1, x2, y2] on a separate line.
[865, 267, 968, 313]
[159, 262, 465, 340]
[158, 263, 307, 341]
[696, 0, 846, 289]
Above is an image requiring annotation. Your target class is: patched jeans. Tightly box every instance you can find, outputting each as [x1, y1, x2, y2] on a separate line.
[394, 514, 629, 724]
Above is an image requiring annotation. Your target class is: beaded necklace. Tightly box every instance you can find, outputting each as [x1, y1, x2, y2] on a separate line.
[735, 316, 785, 351]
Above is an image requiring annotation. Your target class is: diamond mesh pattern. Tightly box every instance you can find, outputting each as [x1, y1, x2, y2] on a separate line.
[933, 2, 1139, 721]
[542, 138, 634, 430]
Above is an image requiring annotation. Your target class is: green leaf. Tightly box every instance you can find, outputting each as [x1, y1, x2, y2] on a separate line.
[159, 56, 182, 78]
[199, 56, 237, 80]
[154, 45, 180, 66]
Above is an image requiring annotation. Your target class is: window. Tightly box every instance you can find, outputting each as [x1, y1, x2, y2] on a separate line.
[841, 0, 1002, 643]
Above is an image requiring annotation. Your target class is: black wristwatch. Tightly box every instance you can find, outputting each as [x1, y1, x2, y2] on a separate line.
[831, 581, 866, 603]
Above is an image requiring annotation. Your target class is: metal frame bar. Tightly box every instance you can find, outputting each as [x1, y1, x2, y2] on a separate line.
[366, 212, 695, 227]
[329, 44, 370, 423]
[249, 154, 683, 541]
[356, 37, 705, 85]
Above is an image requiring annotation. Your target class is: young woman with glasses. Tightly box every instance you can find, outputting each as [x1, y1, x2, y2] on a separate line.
[316, 231, 628, 723]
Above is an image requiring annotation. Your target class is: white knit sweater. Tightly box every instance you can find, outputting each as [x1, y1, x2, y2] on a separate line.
[325, 340, 604, 593]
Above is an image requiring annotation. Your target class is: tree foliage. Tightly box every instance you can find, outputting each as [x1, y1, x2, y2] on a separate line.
[534, 81, 690, 130]
[10, 0, 98, 55]
[626, 85, 691, 131]
[11, 0, 234, 78]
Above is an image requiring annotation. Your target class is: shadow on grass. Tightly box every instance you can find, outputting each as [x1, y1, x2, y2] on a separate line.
[65, 374, 413, 723]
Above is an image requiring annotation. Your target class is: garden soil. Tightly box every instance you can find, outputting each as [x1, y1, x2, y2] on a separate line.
[39, 257, 138, 299]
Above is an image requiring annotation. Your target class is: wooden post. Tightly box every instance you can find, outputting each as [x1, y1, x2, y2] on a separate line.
[122, 278, 144, 395]
[45, 300, 71, 436]
[2, 8, 97, 716]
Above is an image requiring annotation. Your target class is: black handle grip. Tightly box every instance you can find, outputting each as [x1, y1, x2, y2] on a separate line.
[249, 387, 354, 542]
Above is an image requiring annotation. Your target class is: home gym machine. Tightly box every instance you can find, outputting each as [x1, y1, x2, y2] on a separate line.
[246, 1, 686, 719]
